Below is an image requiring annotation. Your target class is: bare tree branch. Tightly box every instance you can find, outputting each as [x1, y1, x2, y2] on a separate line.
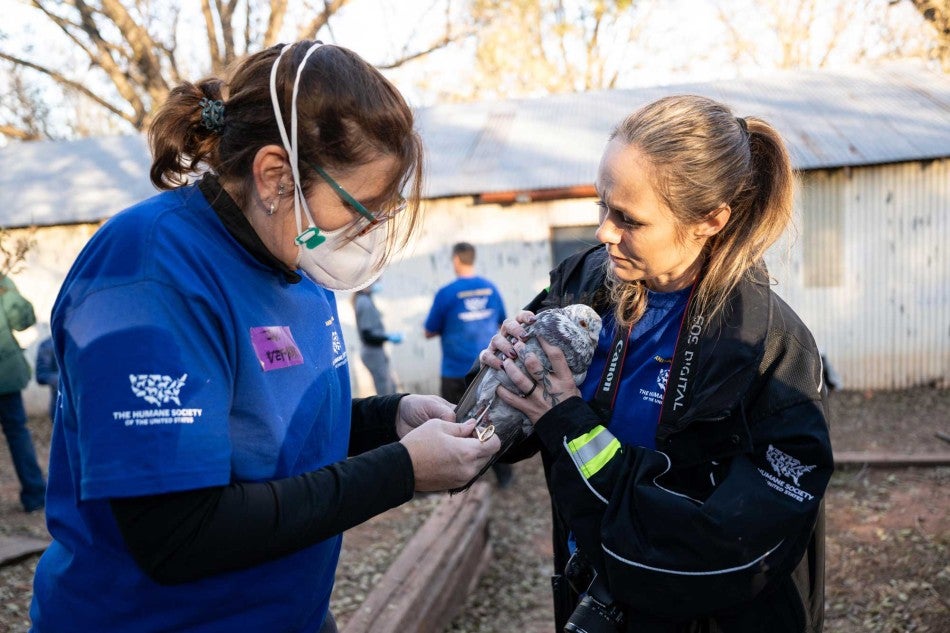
[0, 51, 133, 123]
[100, 0, 168, 101]
[217, 0, 238, 66]
[69, 0, 150, 124]
[297, 0, 347, 41]
[264, 0, 289, 47]
[0, 124, 39, 141]
[0, 63, 52, 140]
[376, 25, 480, 69]
[0, 228, 36, 279]
[201, 0, 224, 74]
[906, 0, 950, 70]
[163, 7, 183, 85]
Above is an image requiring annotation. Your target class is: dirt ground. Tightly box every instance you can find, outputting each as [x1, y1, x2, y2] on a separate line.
[1, 387, 948, 633]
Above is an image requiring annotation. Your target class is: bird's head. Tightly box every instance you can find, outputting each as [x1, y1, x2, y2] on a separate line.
[561, 304, 602, 346]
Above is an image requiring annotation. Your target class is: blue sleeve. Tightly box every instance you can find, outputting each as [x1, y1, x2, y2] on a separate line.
[424, 288, 447, 334]
[35, 339, 58, 386]
[60, 280, 233, 500]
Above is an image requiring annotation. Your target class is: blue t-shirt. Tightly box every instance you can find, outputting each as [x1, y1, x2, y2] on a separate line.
[31, 185, 351, 633]
[580, 287, 691, 448]
[424, 276, 506, 378]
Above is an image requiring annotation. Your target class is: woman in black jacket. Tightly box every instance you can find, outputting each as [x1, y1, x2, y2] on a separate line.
[482, 95, 833, 632]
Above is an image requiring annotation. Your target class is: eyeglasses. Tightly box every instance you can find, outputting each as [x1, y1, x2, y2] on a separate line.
[304, 159, 407, 236]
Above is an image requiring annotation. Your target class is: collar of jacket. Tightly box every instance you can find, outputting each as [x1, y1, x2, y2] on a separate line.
[658, 264, 771, 430]
[653, 265, 771, 464]
[538, 245, 771, 462]
[197, 173, 302, 284]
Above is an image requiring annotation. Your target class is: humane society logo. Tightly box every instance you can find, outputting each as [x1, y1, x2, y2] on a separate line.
[130, 373, 187, 407]
[756, 445, 817, 503]
[637, 355, 672, 405]
[331, 330, 347, 368]
[766, 445, 816, 486]
[332, 331, 342, 356]
[112, 373, 203, 427]
[458, 289, 494, 322]
[637, 365, 669, 406]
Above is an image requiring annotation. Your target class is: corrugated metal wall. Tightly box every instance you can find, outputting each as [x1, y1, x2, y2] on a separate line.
[377, 159, 950, 395]
[767, 159, 949, 390]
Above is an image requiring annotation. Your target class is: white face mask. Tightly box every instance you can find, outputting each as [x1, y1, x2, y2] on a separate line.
[293, 223, 386, 292]
[269, 43, 388, 291]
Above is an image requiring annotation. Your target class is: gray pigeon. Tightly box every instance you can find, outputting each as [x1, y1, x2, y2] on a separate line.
[451, 304, 602, 492]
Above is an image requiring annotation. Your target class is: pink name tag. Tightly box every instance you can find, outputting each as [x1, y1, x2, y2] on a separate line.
[250, 326, 305, 371]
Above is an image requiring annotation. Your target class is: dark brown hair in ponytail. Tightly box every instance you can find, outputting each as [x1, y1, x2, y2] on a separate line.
[149, 79, 225, 190]
[146, 41, 425, 256]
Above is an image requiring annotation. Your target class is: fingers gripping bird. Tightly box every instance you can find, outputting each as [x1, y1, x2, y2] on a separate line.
[452, 304, 602, 492]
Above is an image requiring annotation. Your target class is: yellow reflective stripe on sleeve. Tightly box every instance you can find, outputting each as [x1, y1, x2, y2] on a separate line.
[567, 425, 607, 455]
[579, 437, 621, 478]
[567, 426, 621, 479]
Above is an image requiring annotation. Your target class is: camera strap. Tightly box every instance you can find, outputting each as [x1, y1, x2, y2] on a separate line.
[590, 323, 632, 421]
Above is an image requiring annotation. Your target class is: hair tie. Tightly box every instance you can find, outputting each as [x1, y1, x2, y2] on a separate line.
[199, 98, 226, 133]
[736, 116, 748, 134]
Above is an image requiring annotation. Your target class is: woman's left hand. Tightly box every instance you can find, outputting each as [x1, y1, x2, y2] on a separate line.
[495, 336, 581, 425]
[395, 394, 455, 438]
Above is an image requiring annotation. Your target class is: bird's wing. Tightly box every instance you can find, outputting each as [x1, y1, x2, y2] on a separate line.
[454, 363, 493, 421]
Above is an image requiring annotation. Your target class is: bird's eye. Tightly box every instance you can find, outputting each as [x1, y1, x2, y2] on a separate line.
[579, 319, 588, 327]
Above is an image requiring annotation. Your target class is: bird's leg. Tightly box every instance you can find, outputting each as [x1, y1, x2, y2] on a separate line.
[475, 424, 495, 442]
[472, 399, 495, 442]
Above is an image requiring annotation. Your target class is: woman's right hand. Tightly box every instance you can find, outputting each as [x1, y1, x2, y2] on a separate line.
[400, 418, 501, 492]
[478, 310, 537, 370]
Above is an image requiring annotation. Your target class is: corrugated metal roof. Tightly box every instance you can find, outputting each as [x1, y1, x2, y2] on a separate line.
[418, 63, 950, 198]
[1, 134, 153, 227]
[2, 63, 948, 227]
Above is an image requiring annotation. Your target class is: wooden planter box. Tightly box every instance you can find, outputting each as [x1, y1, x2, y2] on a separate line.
[342, 481, 493, 633]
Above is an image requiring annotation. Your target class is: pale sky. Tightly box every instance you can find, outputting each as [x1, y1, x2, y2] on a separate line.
[3, 0, 934, 127]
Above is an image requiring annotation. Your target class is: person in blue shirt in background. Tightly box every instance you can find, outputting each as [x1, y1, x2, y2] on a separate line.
[35, 336, 58, 421]
[30, 40, 499, 633]
[425, 242, 513, 486]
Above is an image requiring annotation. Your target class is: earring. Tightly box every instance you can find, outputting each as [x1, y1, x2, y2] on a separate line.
[268, 199, 276, 215]
[278, 182, 286, 197]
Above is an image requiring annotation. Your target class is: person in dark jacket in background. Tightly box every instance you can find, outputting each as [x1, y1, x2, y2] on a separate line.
[353, 281, 402, 395]
[481, 95, 833, 632]
[35, 336, 59, 420]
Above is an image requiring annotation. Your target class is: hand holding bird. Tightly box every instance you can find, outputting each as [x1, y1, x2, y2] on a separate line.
[451, 305, 601, 492]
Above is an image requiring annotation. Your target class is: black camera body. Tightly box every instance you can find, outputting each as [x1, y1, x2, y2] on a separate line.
[563, 550, 625, 633]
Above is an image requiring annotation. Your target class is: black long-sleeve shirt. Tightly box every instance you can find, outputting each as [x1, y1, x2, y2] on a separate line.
[111, 393, 415, 585]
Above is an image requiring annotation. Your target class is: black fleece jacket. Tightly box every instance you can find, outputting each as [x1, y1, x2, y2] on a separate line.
[504, 246, 833, 633]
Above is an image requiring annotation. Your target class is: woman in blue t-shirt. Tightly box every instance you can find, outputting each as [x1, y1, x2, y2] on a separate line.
[30, 41, 499, 633]
[480, 95, 833, 632]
